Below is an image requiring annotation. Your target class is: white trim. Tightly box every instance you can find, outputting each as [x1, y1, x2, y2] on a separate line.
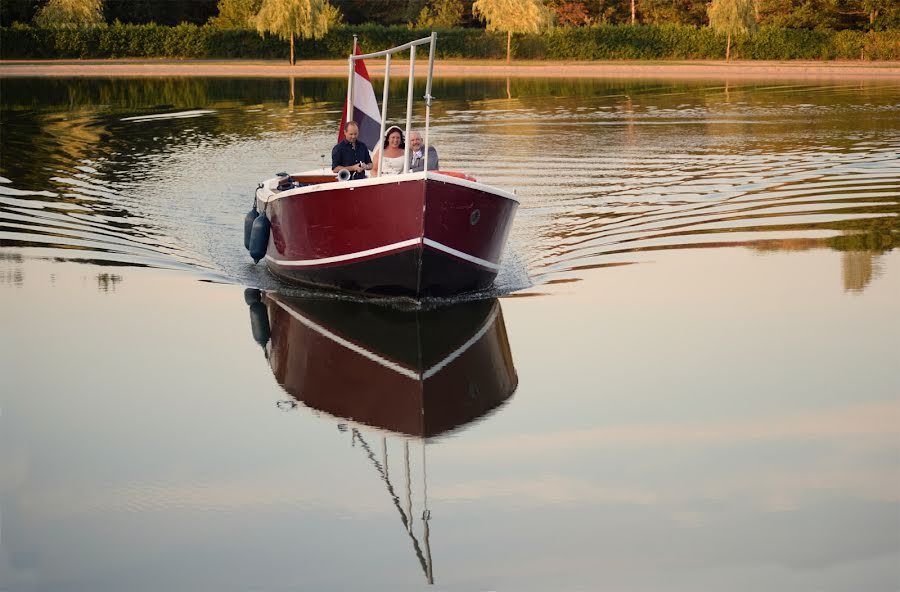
[423, 238, 500, 271]
[256, 170, 520, 205]
[266, 237, 420, 268]
[273, 299, 420, 381]
[422, 304, 500, 380]
[257, 171, 428, 204]
[271, 297, 499, 383]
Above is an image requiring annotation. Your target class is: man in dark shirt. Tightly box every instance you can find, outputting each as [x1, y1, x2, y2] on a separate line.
[332, 121, 372, 180]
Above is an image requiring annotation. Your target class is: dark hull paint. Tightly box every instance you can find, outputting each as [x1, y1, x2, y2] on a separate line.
[261, 176, 517, 298]
[266, 244, 499, 297]
[264, 294, 518, 438]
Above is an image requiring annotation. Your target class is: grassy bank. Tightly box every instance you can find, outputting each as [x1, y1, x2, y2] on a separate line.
[2, 59, 898, 81]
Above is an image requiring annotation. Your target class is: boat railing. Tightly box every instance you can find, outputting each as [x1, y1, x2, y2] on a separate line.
[346, 33, 437, 178]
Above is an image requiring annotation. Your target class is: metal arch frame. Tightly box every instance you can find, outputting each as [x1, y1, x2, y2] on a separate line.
[345, 33, 437, 177]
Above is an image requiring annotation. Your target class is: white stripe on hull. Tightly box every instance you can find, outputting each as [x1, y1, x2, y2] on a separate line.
[274, 299, 420, 381]
[272, 298, 500, 382]
[422, 238, 500, 271]
[422, 304, 500, 380]
[266, 237, 500, 271]
[265, 238, 420, 268]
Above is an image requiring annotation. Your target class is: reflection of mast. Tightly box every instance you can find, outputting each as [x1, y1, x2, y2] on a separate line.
[249, 292, 519, 584]
[288, 76, 295, 110]
[421, 438, 433, 584]
[350, 429, 435, 584]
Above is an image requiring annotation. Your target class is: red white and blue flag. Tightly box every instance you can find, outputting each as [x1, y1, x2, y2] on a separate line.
[338, 46, 381, 151]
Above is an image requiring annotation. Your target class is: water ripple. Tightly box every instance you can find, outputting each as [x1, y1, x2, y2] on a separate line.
[1, 80, 897, 293]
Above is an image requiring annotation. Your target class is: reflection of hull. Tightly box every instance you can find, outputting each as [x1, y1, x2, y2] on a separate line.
[264, 294, 517, 438]
[255, 172, 519, 297]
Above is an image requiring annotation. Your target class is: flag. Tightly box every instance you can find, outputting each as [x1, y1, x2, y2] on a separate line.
[337, 46, 381, 152]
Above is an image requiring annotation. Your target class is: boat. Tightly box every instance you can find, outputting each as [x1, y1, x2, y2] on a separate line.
[245, 34, 519, 298]
[246, 289, 518, 438]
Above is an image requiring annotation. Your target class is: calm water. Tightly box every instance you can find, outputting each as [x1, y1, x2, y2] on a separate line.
[1, 76, 899, 591]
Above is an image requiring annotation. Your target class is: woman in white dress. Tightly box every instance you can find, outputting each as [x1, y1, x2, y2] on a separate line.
[371, 126, 406, 176]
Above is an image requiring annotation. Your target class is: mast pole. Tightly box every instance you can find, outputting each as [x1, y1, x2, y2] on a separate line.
[403, 45, 416, 173]
[423, 32, 436, 173]
[377, 53, 391, 177]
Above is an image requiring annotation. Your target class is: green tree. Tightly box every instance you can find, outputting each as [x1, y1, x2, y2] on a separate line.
[1, 0, 40, 26]
[208, 0, 262, 29]
[254, 0, 337, 65]
[103, 0, 217, 25]
[861, 0, 899, 29]
[640, 0, 706, 25]
[332, 0, 411, 24]
[33, 0, 104, 27]
[548, 0, 591, 26]
[827, 0, 899, 30]
[707, 0, 757, 59]
[581, 0, 631, 24]
[415, 0, 465, 28]
[472, 0, 553, 63]
[757, 0, 837, 28]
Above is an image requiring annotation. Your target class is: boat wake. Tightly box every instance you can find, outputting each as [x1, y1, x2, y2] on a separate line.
[3, 80, 897, 298]
[0, 107, 534, 303]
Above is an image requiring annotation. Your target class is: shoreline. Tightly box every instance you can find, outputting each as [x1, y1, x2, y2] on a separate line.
[2, 58, 899, 79]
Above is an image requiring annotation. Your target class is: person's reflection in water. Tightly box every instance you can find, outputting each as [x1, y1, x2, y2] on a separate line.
[242, 291, 518, 585]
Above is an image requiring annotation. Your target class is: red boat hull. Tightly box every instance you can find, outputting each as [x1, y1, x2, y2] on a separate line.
[257, 173, 518, 297]
[263, 294, 518, 438]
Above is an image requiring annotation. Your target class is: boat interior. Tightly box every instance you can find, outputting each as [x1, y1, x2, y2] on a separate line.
[272, 173, 339, 192]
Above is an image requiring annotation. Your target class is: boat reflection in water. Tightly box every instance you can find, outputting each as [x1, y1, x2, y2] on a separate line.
[244, 290, 518, 584]
[248, 291, 517, 438]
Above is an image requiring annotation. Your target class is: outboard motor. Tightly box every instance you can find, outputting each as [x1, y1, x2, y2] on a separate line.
[276, 171, 293, 191]
[248, 211, 270, 263]
[337, 169, 352, 182]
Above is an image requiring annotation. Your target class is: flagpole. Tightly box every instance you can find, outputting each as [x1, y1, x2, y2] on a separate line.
[345, 35, 357, 128]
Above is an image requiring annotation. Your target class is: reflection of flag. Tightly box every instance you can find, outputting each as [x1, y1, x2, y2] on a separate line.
[337, 46, 381, 151]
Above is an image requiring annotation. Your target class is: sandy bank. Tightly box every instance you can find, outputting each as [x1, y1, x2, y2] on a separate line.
[1, 58, 899, 80]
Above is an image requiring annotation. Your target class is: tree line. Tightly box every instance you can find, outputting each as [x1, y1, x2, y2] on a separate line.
[1, 0, 896, 64]
[1, 0, 896, 31]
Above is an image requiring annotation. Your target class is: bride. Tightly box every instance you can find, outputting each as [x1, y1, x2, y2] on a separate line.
[371, 126, 406, 176]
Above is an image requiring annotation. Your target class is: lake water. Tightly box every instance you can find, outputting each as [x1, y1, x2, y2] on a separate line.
[1, 75, 898, 591]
